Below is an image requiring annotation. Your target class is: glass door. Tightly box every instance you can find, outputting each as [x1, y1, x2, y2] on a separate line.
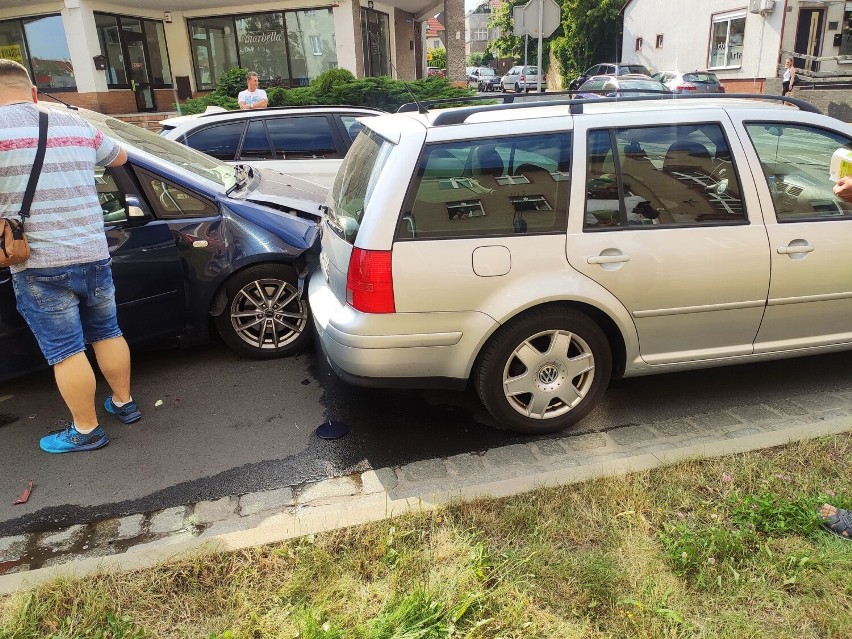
[121, 18, 155, 111]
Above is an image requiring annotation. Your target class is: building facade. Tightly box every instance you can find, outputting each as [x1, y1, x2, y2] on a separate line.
[0, 0, 467, 113]
[622, 0, 852, 93]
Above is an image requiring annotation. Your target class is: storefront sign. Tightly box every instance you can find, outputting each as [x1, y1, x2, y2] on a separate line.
[241, 31, 284, 44]
[0, 44, 24, 65]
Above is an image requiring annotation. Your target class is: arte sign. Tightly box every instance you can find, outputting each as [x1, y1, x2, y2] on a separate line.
[241, 31, 284, 44]
[0, 44, 24, 65]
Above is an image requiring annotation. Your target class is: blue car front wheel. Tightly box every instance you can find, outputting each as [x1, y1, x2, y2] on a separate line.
[214, 263, 312, 359]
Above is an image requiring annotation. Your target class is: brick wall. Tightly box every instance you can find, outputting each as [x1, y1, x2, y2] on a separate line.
[38, 88, 180, 115]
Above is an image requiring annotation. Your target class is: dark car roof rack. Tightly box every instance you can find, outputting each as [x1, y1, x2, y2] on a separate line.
[396, 91, 821, 126]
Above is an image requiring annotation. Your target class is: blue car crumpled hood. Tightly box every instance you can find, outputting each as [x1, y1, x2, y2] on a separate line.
[219, 169, 327, 251]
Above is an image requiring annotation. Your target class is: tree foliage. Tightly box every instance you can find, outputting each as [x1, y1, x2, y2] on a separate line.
[488, 0, 562, 71]
[550, 0, 625, 82]
[428, 47, 447, 69]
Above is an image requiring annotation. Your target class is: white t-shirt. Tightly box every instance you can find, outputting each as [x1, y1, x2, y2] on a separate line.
[238, 88, 268, 107]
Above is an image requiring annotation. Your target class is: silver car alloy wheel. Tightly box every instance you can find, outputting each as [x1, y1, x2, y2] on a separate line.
[229, 278, 308, 351]
[501, 329, 595, 420]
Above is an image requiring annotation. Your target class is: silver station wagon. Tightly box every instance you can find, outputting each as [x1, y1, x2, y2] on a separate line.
[309, 95, 852, 434]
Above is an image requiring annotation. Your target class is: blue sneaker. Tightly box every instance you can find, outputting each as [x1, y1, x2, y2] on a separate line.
[104, 396, 142, 424]
[40, 424, 109, 454]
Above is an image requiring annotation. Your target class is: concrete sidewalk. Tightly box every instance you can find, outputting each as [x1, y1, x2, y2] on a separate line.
[2, 397, 851, 595]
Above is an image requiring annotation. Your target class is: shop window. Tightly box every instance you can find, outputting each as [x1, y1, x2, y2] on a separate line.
[189, 17, 239, 91]
[709, 11, 745, 69]
[287, 9, 337, 84]
[0, 15, 76, 91]
[236, 13, 289, 84]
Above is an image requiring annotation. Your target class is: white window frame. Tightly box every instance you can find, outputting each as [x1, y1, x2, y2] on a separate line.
[474, 28, 488, 41]
[309, 34, 322, 55]
[707, 10, 746, 70]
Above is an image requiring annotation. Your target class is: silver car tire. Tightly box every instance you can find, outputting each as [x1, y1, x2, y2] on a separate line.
[475, 307, 611, 434]
[214, 264, 312, 359]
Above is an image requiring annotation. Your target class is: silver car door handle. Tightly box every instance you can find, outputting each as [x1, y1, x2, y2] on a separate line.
[777, 245, 814, 255]
[587, 254, 630, 264]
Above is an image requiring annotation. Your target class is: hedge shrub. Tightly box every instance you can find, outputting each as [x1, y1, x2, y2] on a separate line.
[175, 67, 474, 115]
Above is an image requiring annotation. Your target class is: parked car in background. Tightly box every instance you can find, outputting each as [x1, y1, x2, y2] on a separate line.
[161, 106, 384, 187]
[427, 67, 446, 78]
[500, 65, 547, 92]
[1, 105, 326, 383]
[575, 75, 670, 99]
[653, 70, 725, 94]
[310, 94, 852, 435]
[467, 66, 501, 92]
[568, 62, 652, 91]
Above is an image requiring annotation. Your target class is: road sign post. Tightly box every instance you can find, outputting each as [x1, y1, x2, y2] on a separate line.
[518, 0, 560, 92]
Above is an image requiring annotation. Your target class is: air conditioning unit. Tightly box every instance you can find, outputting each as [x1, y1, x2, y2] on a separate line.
[749, 0, 775, 14]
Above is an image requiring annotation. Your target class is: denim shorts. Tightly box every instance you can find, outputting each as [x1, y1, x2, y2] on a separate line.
[12, 258, 123, 366]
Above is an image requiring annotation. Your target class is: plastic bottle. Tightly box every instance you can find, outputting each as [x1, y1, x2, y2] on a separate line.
[829, 148, 852, 181]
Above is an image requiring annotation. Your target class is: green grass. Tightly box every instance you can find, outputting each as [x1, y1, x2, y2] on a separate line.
[2, 434, 851, 638]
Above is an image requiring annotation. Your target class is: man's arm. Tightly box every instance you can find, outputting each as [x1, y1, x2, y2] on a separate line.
[834, 176, 852, 203]
[107, 146, 128, 167]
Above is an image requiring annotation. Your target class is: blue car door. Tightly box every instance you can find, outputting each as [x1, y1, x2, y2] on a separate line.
[97, 164, 186, 344]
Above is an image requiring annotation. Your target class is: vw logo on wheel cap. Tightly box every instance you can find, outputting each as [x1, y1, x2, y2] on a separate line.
[538, 364, 560, 384]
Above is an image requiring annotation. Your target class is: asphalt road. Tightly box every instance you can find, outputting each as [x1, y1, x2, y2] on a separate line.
[2, 332, 851, 537]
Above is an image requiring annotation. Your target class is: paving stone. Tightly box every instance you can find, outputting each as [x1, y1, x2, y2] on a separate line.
[607, 424, 656, 446]
[299, 476, 361, 505]
[0, 534, 28, 562]
[728, 404, 782, 423]
[766, 401, 810, 417]
[149, 507, 188, 535]
[239, 487, 295, 517]
[532, 439, 568, 457]
[651, 420, 704, 438]
[580, 451, 629, 464]
[193, 497, 237, 524]
[561, 432, 608, 452]
[542, 456, 580, 470]
[361, 468, 397, 494]
[689, 412, 745, 429]
[40, 525, 85, 551]
[117, 514, 145, 539]
[789, 394, 847, 412]
[446, 453, 486, 477]
[398, 458, 448, 482]
[761, 418, 808, 432]
[484, 444, 537, 468]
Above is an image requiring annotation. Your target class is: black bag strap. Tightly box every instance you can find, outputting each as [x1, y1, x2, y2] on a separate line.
[19, 109, 48, 226]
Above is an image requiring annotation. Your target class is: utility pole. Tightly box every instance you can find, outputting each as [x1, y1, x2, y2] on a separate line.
[536, 0, 543, 92]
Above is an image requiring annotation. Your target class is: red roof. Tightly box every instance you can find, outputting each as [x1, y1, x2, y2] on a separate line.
[426, 17, 444, 38]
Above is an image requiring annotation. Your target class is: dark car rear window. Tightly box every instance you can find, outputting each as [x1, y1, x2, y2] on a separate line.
[623, 65, 651, 76]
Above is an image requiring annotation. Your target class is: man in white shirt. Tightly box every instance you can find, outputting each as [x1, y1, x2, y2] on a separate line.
[238, 71, 268, 110]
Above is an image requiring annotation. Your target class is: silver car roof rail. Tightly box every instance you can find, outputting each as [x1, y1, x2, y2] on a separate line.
[396, 92, 821, 126]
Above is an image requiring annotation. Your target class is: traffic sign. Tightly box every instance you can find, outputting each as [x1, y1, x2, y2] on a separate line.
[521, 0, 561, 39]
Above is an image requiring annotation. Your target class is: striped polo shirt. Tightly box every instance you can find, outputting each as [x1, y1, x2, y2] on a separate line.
[0, 102, 121, 272]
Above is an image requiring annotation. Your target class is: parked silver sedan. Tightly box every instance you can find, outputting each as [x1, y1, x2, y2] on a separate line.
[500, 65, 547, 92]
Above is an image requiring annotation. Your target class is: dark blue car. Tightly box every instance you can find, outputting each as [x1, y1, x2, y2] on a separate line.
[0, 105, 325, 383]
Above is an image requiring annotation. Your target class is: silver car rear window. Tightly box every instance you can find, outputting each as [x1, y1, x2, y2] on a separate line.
[328, 129, 393, 244]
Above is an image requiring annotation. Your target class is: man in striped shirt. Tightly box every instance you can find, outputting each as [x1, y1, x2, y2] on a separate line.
[0, 59, 142, 454]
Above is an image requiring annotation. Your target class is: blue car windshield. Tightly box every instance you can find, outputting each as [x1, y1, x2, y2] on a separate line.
[72, 107, 238, 191]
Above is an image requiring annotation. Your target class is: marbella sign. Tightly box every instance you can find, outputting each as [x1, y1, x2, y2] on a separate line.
[242, 31, 284, 44]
